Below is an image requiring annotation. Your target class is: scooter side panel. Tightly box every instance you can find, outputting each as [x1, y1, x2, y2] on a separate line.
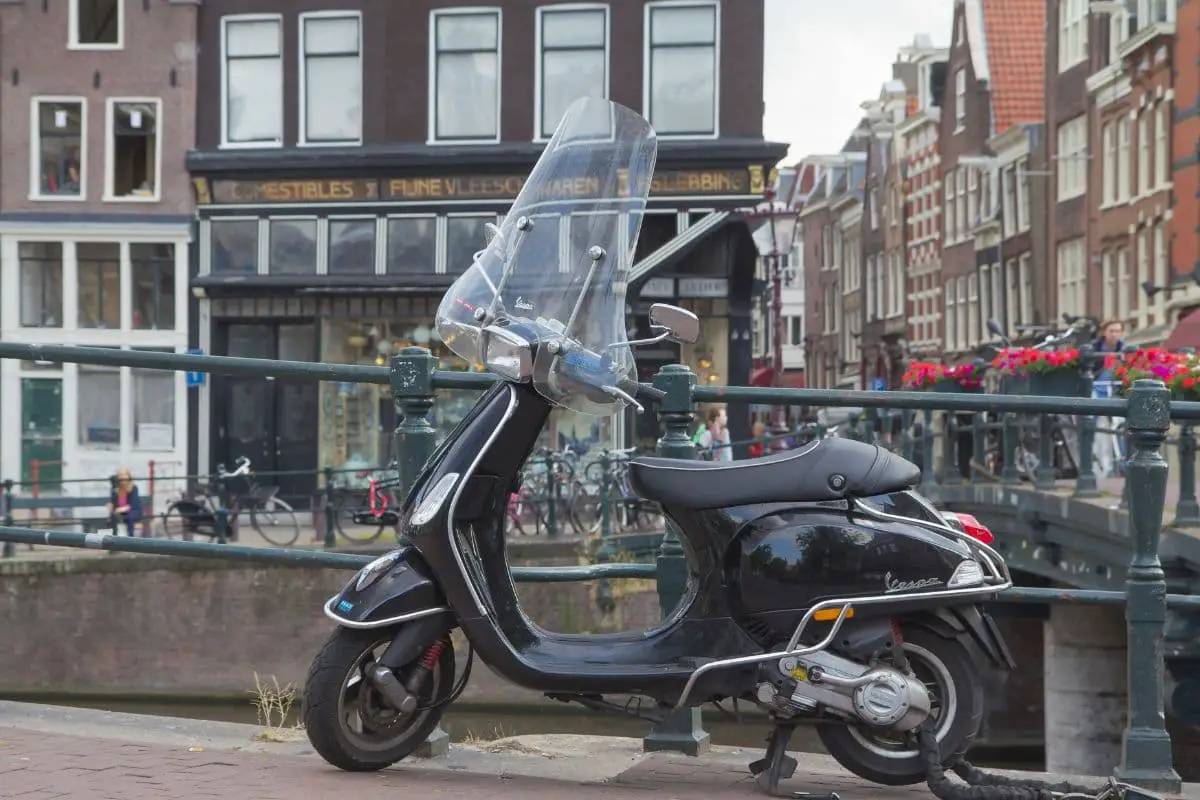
[728, 504, 969, 641]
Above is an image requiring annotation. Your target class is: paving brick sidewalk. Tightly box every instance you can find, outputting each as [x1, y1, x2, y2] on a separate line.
[0, 727, 1069, 800]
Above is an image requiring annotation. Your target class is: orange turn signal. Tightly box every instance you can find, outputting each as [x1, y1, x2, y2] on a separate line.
[813, 606, 854, 622]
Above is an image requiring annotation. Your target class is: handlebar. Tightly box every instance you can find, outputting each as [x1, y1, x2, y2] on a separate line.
[216, 456, 252, 479]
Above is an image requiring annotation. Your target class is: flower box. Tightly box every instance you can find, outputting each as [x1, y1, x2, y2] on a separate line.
[902, 361, 983, 392]
[1116, 348, 1200, 401]
[992, 347, 1085, 397]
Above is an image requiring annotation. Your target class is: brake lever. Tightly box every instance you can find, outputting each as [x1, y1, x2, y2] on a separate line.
[600, 384, 644, 414]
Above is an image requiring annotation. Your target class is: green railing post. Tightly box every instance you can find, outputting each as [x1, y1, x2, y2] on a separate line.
[942, 413, 961, 487]
[2, 479, 14, 559]
[323, 466, 337, 548]
[389, 346, 448, 758]
[1074, 346, 1100, 498]
[900, 410, 915, 461]
[971, 415, 986, 484]
[1001, 413, 1020, 485]
[1114, 378, 1181, 792]
[391, 347, 438, 490]
[1035, 413, 1056, 490]
[1175, 424, 1200, 526]
[214, 507, 229, 546]
[920, 409, 936, 496]
[593, 450, 617, 614]
[643, 363, 710, 756]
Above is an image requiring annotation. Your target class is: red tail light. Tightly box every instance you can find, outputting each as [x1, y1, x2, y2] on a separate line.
[954, 513, 994, 545]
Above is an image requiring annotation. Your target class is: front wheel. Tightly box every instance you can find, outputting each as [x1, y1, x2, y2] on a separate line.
[304, 627, 455, 771]
[815, 625, 984, 786]
[249, 497, 300, 547]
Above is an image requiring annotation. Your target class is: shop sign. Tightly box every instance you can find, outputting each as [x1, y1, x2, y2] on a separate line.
[640, 278, 675, 298]
[210, 178, 380, 204]
[195, 167, 771, 205]
[678, 278, 728, 298]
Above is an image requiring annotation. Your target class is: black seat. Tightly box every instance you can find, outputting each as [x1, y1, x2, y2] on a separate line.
[627, 438, 921, 510]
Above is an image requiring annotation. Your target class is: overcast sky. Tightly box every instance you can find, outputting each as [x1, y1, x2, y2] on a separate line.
[762, 0, 957, 161]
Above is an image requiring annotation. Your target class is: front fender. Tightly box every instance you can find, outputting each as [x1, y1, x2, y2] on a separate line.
[324, 546, 450, 629]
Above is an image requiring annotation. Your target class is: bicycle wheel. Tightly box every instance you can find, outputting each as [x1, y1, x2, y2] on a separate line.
[249, 497, 301, 547]
[568, 481, 601, 535]
[161, 500, 212, 541]
[332, 489, 388, 544]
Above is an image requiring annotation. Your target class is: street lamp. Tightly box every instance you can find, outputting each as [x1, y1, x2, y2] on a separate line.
[744, 186, 799, 439]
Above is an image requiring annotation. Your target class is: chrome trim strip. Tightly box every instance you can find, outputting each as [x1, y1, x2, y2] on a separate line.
[445, 383, 519, 617]
[672, 579, 1012, 710]
[632, 440, 819, 471]
[322, 597, 451, 630]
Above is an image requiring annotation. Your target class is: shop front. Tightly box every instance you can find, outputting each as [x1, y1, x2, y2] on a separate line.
[188, 153, 781, 497]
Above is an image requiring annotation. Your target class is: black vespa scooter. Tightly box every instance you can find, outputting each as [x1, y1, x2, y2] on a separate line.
[303, 98, 1016, 794]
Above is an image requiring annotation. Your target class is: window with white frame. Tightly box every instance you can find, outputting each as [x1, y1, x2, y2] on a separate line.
[300, 13, 363, 144]
[1102, 121, 1116, 205]
[944, 168, 957, 242]
[967, 167, 978, 228]
[1001, 165, 1015, 236]
[106, 99, 160, 200]
[32, 99, 85, 200]
[133, 348, 177, 449]
[1107, 4, 1129, 63]
[70, 0, 121, 49]
[1058, 0, 1088, 71]
[1152, 222, 1167, 317]
[1018, 252, 1032, 323]
[1117, 117, 1131, 200]
[955, 169, 966, 240]
[1016, 158, 1030, 230]
[1102, 250, 1116, 320]
[954, 68, 965, 130]
[431, 9, 501, 142]
[1136, 231, 1149, 325]
[1057, 237, 1086, 319]
[967, 273, 978, 347]
[646, 1, 718, 136]
[77, 242, 121, 328]
[1154, 103, 1168, 188]
[1056, 115, 1086, 200]
[329, 217, 377, 275]
[222, 16, 283, 146]
[19, 242, 64, 327]
[1116, 246, 1130, 321]
[1137, 111, 1150, 195]
[537, 5, 608, 140]
[1142, 0, 1174, 25]
[955, 277, 967, 351]
[1005, 258, 1019, 329]
[131, 243, 176, 330]
[210, 219, 259, 274]
[990, 261, 1002, 327]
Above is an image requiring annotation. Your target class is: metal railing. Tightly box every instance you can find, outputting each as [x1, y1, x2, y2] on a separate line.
[0, 341, 1193, 792]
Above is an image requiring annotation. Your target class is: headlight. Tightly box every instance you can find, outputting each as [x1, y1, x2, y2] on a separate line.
[947, 559, 985, 588]
[483, 326, 532, 381]
[355, 551, 400, 592]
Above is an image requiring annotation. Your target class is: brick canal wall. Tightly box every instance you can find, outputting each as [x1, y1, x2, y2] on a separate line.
[0, 551, 659, 699]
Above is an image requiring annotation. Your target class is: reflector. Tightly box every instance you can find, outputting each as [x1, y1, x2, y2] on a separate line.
[954, 512, 995, 544]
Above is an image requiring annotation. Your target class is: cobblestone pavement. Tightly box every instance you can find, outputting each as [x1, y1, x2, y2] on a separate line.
[4, 727, 1147, 800]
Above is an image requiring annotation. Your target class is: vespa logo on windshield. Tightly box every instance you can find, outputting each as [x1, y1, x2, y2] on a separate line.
[514, 296, 535, 311]
[884, 571, 944, 593]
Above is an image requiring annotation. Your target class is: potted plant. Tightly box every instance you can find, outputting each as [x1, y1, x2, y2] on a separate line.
[1115, 348, 1200, 401]
[991, 347, 1085, 396]
[901, 361, 983, 393]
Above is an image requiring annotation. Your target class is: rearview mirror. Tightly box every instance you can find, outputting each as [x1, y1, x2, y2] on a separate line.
[649, 303, 700, 344]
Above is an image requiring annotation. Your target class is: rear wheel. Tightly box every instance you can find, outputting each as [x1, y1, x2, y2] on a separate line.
[304, 627, 455, 771]
[815, 626, 984, 786]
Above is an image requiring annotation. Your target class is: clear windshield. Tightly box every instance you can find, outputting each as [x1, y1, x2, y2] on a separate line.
[434, 98, 658, 415]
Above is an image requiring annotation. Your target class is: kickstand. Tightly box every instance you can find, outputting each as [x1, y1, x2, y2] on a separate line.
[748, 721, 840, 800]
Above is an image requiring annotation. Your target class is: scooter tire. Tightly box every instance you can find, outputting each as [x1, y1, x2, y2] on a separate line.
[814, 626, 984, 786]
[303, 626, 455, 772]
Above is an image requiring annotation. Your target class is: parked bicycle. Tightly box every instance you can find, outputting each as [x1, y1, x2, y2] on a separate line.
[572, 448, 663, 535]
[330, 465, 403, 544]
[504, 448, 585, 536]
[982, 315, 1096, 481]
[159, 456, 300, 547]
